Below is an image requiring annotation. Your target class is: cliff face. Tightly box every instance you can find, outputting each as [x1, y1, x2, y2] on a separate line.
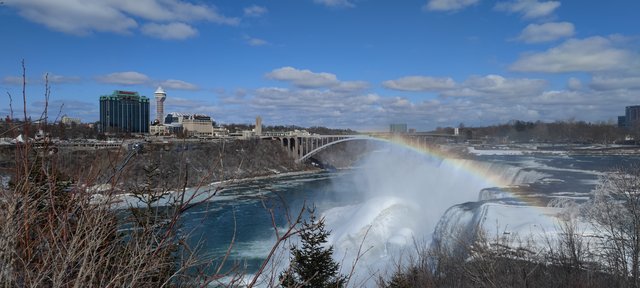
[1, 139, 314, 190]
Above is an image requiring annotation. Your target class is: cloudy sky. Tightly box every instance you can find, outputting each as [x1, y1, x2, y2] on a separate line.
[1, 0, 639, 131]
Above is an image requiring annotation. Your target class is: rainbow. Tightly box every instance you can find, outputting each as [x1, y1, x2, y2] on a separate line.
[379, 136, 548, 208]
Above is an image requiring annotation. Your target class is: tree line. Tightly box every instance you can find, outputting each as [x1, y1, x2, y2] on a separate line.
[435, 119, 639, 144]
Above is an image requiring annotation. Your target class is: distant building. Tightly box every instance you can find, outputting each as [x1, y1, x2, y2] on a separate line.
[390, 123, 408, 134]
[182, 114, 215, 137]
[154, 86, 166, 122]
[159, 112, 224, 138]
[99, 90, 150, 133]
[150, 87, 168, 135]
[618, 116, 627, 128]
[619, 105, 640, 129]
[627, 105, 640, 128]
[255, 116, 262, 136]
[60, 115, 81, 126]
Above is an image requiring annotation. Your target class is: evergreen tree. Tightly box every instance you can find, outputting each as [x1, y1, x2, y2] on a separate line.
[280, 207, 346, 288]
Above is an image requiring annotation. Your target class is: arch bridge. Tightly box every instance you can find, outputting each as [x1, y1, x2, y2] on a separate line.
[266, 132, 458, 163]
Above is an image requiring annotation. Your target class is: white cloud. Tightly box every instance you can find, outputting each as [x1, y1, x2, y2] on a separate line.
[159, 79, 199, 90]
[141, 22, 198, 40]
[383, 74, 546, 97]
[246, 87, 382, 126]
[531, 90, 591, 105]
[244, 35, 269, 46]
[383, 76, 455, 91]
[7, 71, 635, 131]
[5, 0, 238, 36]
[1, 73, 80, 85]
[266, 67, 339, 88]
[265, 67, 369, 93]
[495, 0, 560, 19]
[109, 0, 238, 24]
[219, 72, 578, 129]
[510, 36, 637, 73]
[165, 96, 211, 111]
[32, 99, 97, 118]
[45, 73, 81, 84]
[97, 71, 151, 85]
[2, 76, 26, 85]
[517, 22, 574, 43]
[424, 0, 479, 12]
[244, 5, 268, 17]
[443, 74, 547, 98]
[567, 77, 582, 90]
[248, 38, 268, 46]
[313, 0, 355, 8]
[333, 81, 369, 92]
[96, 71, 198, 91]
[6, 0, 137, 35]
[213, 79, 633, 129]
[590, 75, 640, 91]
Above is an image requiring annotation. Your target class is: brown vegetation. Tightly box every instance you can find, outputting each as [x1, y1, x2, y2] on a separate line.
[436, 120, 632, 144]
[0, 65, 309, 287]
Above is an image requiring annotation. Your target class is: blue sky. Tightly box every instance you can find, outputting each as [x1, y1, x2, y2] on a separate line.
[1, 0, 639, 131]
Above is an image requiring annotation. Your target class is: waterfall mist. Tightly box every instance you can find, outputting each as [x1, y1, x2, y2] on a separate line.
[320, 144, 544, 282]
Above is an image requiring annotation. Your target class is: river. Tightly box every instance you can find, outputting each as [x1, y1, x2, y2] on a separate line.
[174, 146, 640, 285]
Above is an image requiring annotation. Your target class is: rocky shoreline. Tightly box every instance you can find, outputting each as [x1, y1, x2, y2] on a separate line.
[0, 139, 318, 190]
[464, 143, 640, 157]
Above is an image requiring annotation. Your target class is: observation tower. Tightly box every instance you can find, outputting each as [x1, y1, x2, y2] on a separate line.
[154, 86, 166, 122]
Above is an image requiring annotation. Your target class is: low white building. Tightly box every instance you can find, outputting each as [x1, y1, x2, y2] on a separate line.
[151, 112, 228, 138]
[61, 115, 81, 126]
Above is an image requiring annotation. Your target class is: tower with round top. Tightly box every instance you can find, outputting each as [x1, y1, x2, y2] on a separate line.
[154, 86, 166, 122]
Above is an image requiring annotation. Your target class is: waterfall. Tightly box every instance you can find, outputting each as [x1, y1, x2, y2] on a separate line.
[323, 146, 547, 284]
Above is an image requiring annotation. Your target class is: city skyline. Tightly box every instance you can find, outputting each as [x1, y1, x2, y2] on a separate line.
[1, 0, 639, 131]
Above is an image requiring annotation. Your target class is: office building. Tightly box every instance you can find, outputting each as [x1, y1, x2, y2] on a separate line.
[626, 105, 640, 128]
[619, 105, 640, 129]
[618, 116, 627, 128]
[390, 123, 408, 134]
[99, 90, 150, 133]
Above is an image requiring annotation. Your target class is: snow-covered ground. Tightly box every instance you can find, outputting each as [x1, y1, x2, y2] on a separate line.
[467, 146, 568, 156]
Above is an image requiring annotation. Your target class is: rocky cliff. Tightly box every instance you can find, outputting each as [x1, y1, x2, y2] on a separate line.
[1, 139, 315, 190]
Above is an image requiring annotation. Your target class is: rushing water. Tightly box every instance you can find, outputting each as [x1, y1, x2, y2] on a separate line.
[176, 147, 640, 285]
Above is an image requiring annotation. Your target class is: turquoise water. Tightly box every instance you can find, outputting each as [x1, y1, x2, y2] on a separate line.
[180, 171, 361, 274]
[178, 153, 640, 281]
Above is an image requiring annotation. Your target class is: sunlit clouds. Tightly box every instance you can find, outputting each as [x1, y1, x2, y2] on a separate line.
[2, 1, 639, 130]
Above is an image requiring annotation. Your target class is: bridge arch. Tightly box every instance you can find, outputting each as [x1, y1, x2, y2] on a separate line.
[296, 136, 389, 163]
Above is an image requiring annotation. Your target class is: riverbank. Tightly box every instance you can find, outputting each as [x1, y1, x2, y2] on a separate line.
[464, 143, 640, 156]
[0, 139, 318, 190]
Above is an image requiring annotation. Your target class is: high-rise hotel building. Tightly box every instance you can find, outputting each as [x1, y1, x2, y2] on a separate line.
[618, 105, 640, 129]
[99, 90, 150, 133]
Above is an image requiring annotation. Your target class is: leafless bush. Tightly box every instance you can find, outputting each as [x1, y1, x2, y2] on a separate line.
[0, 64, 235, 287]
[586, 164, 640, 287]
[378, 220, 616, 288]
[0, 62, 343, 288]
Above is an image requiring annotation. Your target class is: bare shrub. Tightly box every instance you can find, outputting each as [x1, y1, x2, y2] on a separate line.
[379, 221, 615, 288]
[0, 64, 234, 287]
[587, 165, 640, 287]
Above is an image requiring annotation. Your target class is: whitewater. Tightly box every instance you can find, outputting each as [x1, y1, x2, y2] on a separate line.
[320, 146, 551, 285]
[110, 144, 640, 286]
